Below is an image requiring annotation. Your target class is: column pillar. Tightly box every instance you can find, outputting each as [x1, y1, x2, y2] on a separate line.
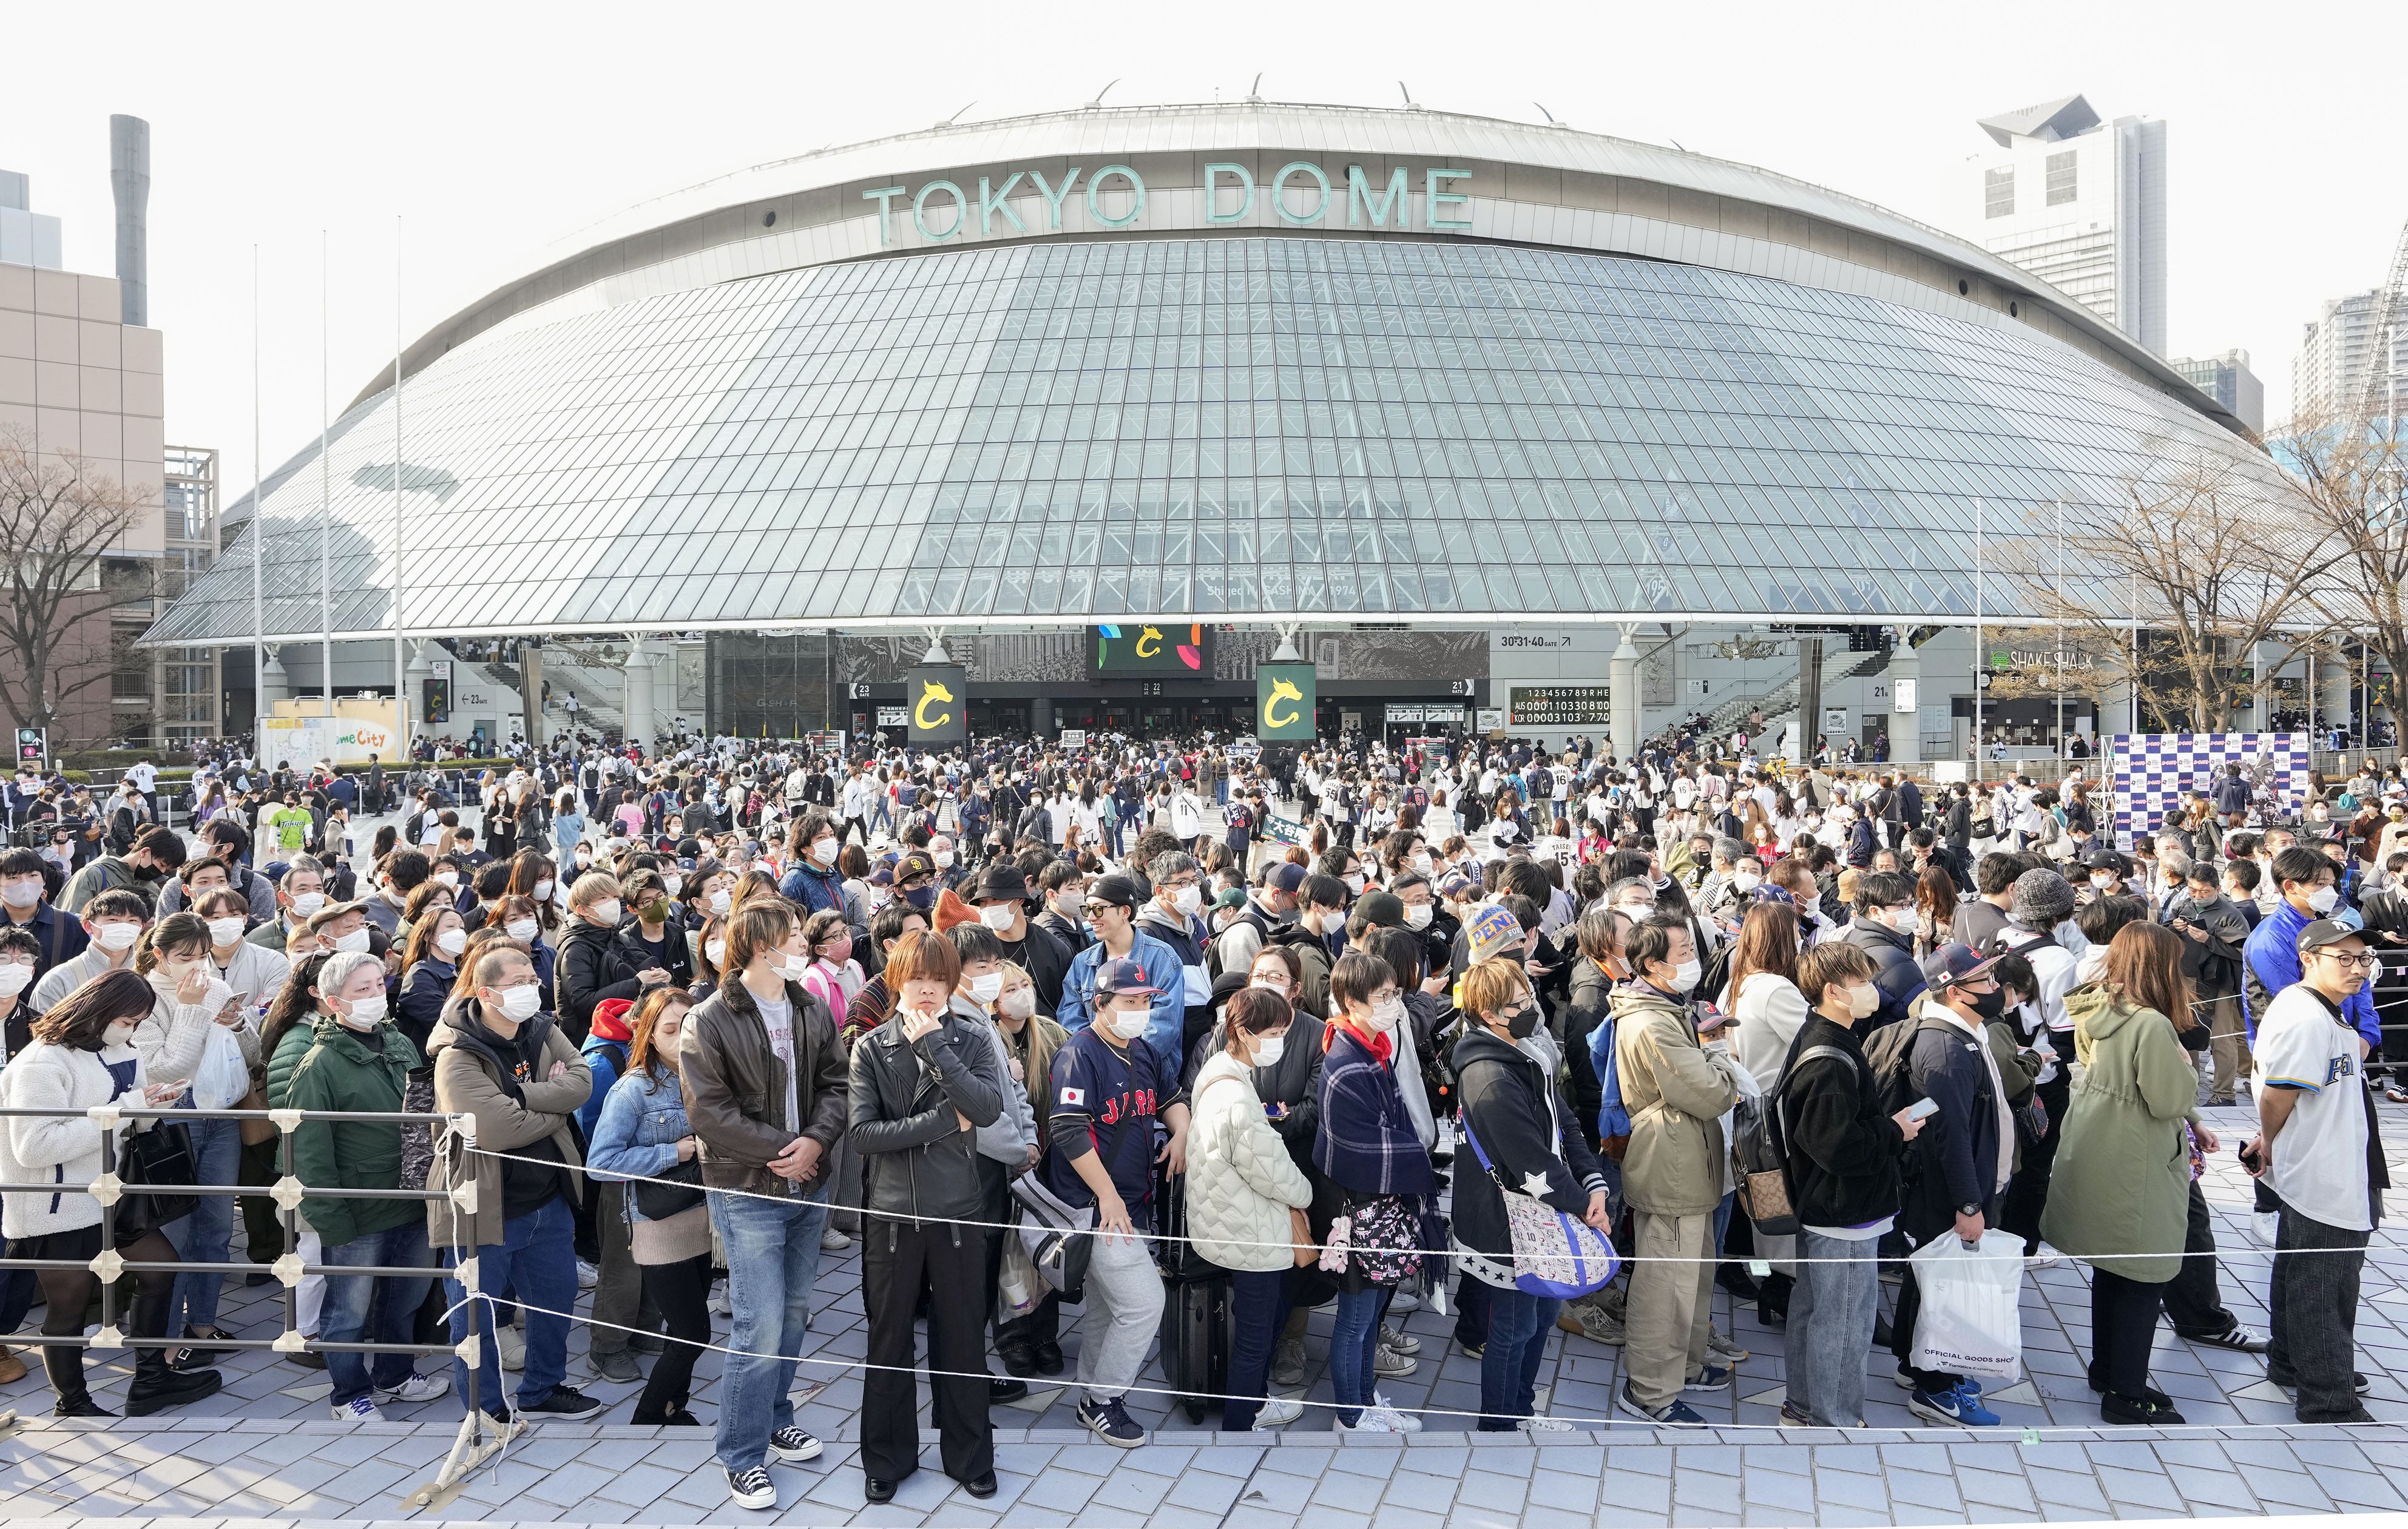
[1793, 635, 1824, 764]
[258, 644, 289, 709]
[623, 641, 656, 748]
[1889, 642, 1922, 763]
[1608, 629, 1640, 765]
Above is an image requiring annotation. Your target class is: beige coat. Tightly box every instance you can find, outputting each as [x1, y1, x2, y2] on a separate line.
[1612, 982, 1740, 1217]
[1185, 1051, 1313, 1271]
[424, 999, 592, 1251]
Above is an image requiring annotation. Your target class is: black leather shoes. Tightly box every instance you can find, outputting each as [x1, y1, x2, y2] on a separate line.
[962, 1471, 998, 1499]
[989, 1376, 1029, 1404]
[865, 1478, 897, 1504]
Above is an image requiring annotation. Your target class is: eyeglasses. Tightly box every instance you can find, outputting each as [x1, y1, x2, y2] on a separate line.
[2318, 950, 2380, 969]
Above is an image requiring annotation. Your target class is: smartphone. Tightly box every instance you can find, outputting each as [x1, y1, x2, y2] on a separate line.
[2238, 1139, 2264, 1175]
[1904, 1097, 1940, 1122]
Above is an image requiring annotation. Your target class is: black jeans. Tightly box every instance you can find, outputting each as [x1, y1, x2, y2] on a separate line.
[862, 1220, 993, 1483]
[2267, 1200, 2370, 1422]
[2001, 1071, 2069, 1252]
[2088, 1269, 2164, 1398]
[2162, 1180, 2237, 1338]
[632, 1252, 712, 1423]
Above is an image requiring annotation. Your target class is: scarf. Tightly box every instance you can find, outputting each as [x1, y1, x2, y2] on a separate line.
[1329, 1016, 1392, 1067]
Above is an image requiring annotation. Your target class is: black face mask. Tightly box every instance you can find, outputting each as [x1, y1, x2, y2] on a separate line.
[1966, 986, 2007, 1022]
[1500, 1002, 1541, 1041]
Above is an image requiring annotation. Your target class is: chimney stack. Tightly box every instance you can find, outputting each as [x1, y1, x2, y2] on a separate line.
[109, 113, 149, 326]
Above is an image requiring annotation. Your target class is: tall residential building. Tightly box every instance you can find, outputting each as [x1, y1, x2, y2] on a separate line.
[1966, 95, 2167, 355]
[2290, 289, 2408, 427]
[2171, 349, 2265, 436]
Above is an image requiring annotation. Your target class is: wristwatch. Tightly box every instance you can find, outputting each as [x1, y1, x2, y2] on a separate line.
[1958, 1203, 1982, 1219]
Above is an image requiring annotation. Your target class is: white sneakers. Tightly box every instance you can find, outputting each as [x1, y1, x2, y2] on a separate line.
[375, 1372, 451, 1405]
[332, 1395, 383, 1422]
[495, 1323, 527, 1372]
[820, 1226, 854, 1252]
[1253, 1394, 1305, 1428]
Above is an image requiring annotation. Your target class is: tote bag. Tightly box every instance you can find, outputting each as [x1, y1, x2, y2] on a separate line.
[1459, 1119, 1619, 1298]
[1907, 1229, 2026, 1380]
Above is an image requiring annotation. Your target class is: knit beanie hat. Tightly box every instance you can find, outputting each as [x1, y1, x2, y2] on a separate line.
[2010, 868, 2076, 930]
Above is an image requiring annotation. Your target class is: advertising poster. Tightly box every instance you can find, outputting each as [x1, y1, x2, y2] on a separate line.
[905, 665, 967, 745]
[1254, 663, 1316, 741]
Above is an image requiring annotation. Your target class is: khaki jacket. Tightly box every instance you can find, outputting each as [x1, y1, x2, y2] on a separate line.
[2038, 984, 2198, 1283]
[425, 997, 592, 1251]
[1611, 981, 1739, 1217]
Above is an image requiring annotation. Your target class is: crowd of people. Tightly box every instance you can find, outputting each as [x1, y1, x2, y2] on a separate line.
[0, 722, 2396, 1510]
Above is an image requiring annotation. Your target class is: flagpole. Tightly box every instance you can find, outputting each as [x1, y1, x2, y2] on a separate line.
[393, 215, 407, 756]
[319, 228, 333, 720]
[1972, 496, 1983, 786]
[249, 244, 263, 744]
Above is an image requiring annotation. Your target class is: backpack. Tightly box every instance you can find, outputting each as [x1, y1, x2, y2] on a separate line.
[1732, 1042, 1852, 1237]
[1861, 1013, 1948, 1119]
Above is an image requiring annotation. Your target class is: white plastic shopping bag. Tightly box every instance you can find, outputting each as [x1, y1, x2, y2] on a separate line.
[1907, 1228, 2026, 1380]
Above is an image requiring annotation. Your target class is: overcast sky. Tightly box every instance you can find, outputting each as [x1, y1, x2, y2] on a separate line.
[2, 0, 2396, 494]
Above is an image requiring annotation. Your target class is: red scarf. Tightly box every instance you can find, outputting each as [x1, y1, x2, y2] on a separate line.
[1328, 1016, 1393, 1067]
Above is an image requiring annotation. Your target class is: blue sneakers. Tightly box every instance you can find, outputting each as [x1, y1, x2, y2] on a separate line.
[1908, 1382, 2000, 1427]
[1617, 1382, 1710, 1426]
[1682, 1363, 1734, 1392]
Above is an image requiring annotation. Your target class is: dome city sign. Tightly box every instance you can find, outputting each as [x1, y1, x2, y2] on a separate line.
[863, 161, 1475, 245]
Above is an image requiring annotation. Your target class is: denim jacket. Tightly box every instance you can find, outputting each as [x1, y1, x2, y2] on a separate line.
[586, 1065, 691, 1224]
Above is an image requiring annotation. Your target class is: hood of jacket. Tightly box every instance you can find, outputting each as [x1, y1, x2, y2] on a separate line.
[428, 993, 557, 1096]
[2061, 981, 2148, 1051]
[1606, 978, 1690, 1030]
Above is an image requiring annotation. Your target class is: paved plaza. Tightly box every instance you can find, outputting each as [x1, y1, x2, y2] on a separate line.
[0, 1098, 2403, 1525]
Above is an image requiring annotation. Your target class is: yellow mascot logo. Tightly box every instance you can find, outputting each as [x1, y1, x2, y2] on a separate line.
[915, 678, 956, 731]
[1262, 678, 1304, 730]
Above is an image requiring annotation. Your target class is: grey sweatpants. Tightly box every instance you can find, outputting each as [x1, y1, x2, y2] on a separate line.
[1076, 1229, 1165, 1403]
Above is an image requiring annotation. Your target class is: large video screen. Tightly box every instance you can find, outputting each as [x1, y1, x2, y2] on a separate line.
[1089, 622, 1214, 677]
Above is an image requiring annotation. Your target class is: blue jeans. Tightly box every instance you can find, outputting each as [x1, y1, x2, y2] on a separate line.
[165, 1115, 241, 1335]
[1328, 1286, 1393, 1427]
[1788, 1229, 1879, 1426]
[1478, 1285, 1561, 1428]
[446, 1195, 577, 1414]
[709, 1186, 829, 1473]
[321, 1221, 437, 1407]
[1220, 1267, 1291, 1431]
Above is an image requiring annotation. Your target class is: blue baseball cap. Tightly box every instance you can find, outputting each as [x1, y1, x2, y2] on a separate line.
[1095, 957, 1161, 997]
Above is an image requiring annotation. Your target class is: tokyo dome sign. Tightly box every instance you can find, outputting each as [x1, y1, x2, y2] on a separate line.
[864, 162, 1473, 246]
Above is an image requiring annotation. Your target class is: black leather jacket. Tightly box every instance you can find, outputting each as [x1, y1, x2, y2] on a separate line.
[847, 1010, 1007, 1225]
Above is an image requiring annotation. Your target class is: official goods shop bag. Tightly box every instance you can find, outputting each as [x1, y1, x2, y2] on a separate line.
[1459, 1121, 1620, 1299]
[1907, 1228, 2026, 1380]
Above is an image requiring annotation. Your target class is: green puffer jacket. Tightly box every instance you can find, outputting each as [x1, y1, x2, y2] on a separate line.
[2038, 984, 2199, 1284]
[284, 1015, 424, 1246]
[265, 1019, 318, 1109]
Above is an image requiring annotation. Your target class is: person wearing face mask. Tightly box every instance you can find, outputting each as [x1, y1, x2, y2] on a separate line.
[0, 925, 39, 1068]
[620, 870, 696, 995]
[944, 924, 1040, 1403]
[1184, 986, 1316, 1431]
[1055, 875, 1185, 1058]
[2245, 846, 2381, 1053]
[1609, 915, 1740, 1425]
[0, 970, 223, 1416]
[1985, 870, 2083, 1254]
[1839, 872, 1930, 1035]
[1887, 943, 2015, 1426]
[0, 847, 85, 988]
[776, 811, 851, 923]
[990, 959, 1073, 1379]
[1773, 943, 1924, 1428]
[848, 931, 1009, 1502]
[189, 886, 286, 1011]
[1134, 851, 1217, 1059]
[30, 890, 151, 1012]
[243, 859, 329, 953]
[794, 908, 866, 1021]
[1451, 958, 1609, 1432]
[1031, 860, 1092, 956]
[59, 825, 187, 916]
[281, 948, 450, 1420]
[558, 873, 661, 1046]
[1211, 860, 1307, 984]
[970, 863, 1071, 1016]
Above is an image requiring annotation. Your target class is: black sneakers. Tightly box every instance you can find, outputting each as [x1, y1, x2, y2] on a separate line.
[768, 1425, 822, 1463]
[521, 1385, 605, 1419]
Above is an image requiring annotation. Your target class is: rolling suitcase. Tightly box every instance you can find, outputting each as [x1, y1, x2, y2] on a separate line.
[1153, 1159, 1232, 1422]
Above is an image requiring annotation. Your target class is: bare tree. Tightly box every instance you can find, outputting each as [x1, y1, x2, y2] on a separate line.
[2001, 451, 2335, 732]
[2282, 407, 2408, 733]
[0, 426, 154, 740]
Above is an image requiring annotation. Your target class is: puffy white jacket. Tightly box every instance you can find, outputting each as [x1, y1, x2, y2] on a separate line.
[0, 1039, 146, 1239]
[1184, 1051, 1312, 1272]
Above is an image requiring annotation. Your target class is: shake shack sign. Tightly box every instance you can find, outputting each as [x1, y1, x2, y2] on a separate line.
[863, 161, 1474, 246]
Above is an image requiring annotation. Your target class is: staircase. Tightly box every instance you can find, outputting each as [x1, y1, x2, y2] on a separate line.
[433, 639, 626, 740]
[1703, 644, 1893, 737]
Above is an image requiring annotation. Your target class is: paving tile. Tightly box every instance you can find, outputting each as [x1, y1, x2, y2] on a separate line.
[2095, 1465, 2184, 1511]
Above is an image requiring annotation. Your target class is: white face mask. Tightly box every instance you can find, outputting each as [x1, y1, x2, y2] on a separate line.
[435, 927, 468, 957]
[333, 928, 373, 954]
[1173, 884, 1203, 916]
[1368, 996, 1405, 1031]
[999, 987, 1036, 1021]
[2308, 885, 2341, 914]
[810, 839, 839, 867]
[1887, 906, 1919, 935]
[776, 951, 813, 981]
[290, 891, 326, 919]
[967, 971, 1004, 1004]
[1404, 903, 1433, 931]
[705, 937, 728, 968]
[1731, 871, 1760, 893]
[1668, 958, 1702, 994]
[206, 916, 247, 947]
[103, 1019, 138, 1047]
[590, 899, 623, 925]
[492, 983, 543, 1021]
[1108, 1007, 1150, 1041]
[935, 851, 955, 869]
[1344, 873, 1366, 896]
[979, 903, 1017, 934]
[504, 918, 539, 943]
[343, 994, 387, 1028]
[93, 922, 141, 951]
[434, 872, 459, 889]
[663, 876, 683, 899]
[0, 878, 39, 909]
[709, 888, 732, 915]
[1411, 852, 1433, 874]
[0, 960, 27, 995]
[1250, 1033, 1287, 1068]
[1845, 981, 1880, 1019]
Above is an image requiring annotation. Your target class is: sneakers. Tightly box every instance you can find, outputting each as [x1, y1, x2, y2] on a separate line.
[1077, 1395, 1145, 1447]
[521, 1385, 606, 1419]
[1389, 1286, 1421, 1314]
[709, 1285, 734, 1317]
[590, 1347, 641, 1383]
[1370, 1391, 1423, 1431]
[820, 1226, 854, 1252]
[1683, 1363, 1734, 1392]
[333, 1394, 385, 1422]
[1336, 1408, 1407, 1433]
[1253, 1394, 1304, 1428]
[375, 1372, 451, 1405]
[1454, 1334, 1487, 1359]
[1518, 1413, 1575, 1433]
[1373, 1343, 1417, 1377]
[725, 1466, 776, 1511]
[1617, 1383, 1708, 1426]
[1779, 1399, 1813, 1427]
[2190, 1325, 2270, 1354]
[1378, 1322, 1422, 1355]
[1908, 1384, 2001, 1428]
[575, 1260, 600, 1291]
[768, 1425, 822, 1463]
[496, 1323, 527, 1372]
[1705, 1327, 1749, 1365]
[1271, 1336, 1306, 1388]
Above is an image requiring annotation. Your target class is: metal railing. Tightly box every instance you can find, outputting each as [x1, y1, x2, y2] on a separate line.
[0, 1102, 508, 1510]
